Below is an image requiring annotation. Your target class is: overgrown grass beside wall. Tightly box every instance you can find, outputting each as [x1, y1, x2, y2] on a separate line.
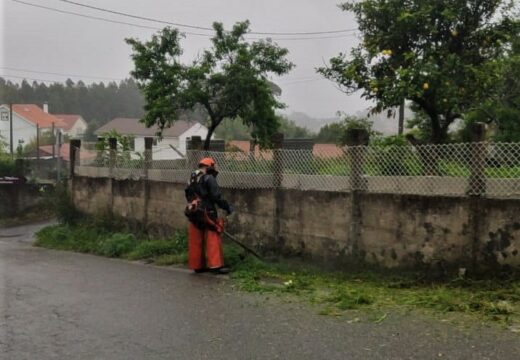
[34, 216, 520, 329]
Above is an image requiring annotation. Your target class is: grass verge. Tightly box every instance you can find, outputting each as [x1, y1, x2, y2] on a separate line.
[34, 222, 520, 329]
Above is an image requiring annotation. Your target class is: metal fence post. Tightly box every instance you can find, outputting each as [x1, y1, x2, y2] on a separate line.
[468, 122, 487, 197]
[108, 137, 117, 178]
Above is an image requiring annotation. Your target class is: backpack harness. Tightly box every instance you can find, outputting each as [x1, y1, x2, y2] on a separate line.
[184, 170, 224, 233]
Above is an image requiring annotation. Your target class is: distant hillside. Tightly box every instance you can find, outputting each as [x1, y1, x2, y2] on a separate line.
[285, 112, 339, 133]
[286, 106, 415, 136]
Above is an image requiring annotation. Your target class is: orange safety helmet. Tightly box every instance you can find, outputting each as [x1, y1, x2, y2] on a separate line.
[198, 157, 216, 168]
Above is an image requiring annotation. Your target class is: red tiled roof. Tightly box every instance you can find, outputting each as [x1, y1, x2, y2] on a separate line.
[95, 118, 200, 137]
[53, 114, 82, 131]
[313, 143, 345, 158]
[39, 144, 96, 162]
[228, 140, 345, 158]
[12, 104, 66, 128]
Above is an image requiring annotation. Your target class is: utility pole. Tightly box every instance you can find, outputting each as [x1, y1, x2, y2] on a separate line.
[51, 122, 55, 159]
[398, 100, 405, 135]
[56, 131, 62, 182]
[9, 103, 13, 159]
[36, 123, 40, 177]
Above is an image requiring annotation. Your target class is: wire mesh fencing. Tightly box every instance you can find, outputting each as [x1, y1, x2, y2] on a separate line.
[73, 141, 520, 198]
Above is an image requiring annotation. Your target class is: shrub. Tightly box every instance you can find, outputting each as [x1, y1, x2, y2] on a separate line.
[126, 240, 181, 260]
[98, 233, 138, 257]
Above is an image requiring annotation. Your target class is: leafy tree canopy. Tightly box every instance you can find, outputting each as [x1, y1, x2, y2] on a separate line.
[215, 115, 313, 141]
[126, 21, 294, 149]
[317, 115, 378, 145]
[319, 0, 519, 143]
[459, 34, 520, 142]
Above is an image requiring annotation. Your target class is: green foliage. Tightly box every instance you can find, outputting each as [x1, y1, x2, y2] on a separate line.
[126, 232, 188, 260]
[278, 116, 314, 138]
[48, 183, 81, 225]
[458, 35, 520, 142]
[232, 259, 520, 324]
[215, 118, 251, 141]
[0, 78, 145, 127]
[316, 122, 345, 143]
[99, 233, 138, 257]
[216, 116, 314, 141]
[319, 0, 519, 143]
[127, 21, 294, 149]
[317, 115, 378, 146]
[96, 129, 135, 151]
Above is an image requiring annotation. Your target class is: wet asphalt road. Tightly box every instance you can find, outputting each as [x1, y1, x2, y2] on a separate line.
[1, 222, 519, 360]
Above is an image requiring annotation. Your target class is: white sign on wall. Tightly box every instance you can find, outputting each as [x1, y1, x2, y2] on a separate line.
[0, 111, 8, 121]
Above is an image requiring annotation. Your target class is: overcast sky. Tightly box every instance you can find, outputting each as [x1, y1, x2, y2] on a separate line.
[1, 0, 371, 118]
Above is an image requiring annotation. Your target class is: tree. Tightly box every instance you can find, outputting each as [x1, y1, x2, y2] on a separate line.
[215, 118, 251, 141]
[317, 116, 377, 145]
[319, 0, 519, 143]
[317, 122, 347, 143]
[278, 117, 314, 138]
[0, 77, 145, 127]
[126, 21, 294, 150]
[458, 32, 520, 142]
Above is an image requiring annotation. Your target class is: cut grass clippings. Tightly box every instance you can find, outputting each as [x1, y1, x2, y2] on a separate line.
[34, 222, 520, 329]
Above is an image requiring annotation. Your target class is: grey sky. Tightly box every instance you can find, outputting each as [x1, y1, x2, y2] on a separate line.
[1, 0, 371, 118]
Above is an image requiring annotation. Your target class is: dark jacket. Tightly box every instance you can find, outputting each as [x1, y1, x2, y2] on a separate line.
[185, 172, 231, 218]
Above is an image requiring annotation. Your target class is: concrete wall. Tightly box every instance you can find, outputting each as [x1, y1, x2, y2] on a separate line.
[0, 183, 45, 218]
[70, 175, 520, 272]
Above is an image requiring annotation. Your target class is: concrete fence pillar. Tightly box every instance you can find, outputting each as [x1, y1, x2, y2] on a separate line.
[143, 137, 154, 229]
[468, 122, 487, 197]
[344, 128, 369, 259]
[272, 133, 284, 247]
[187, 136, 203, 169]
[69, 139, 81, 179]
[108, 138, 117, 178]
[345, 128, 369, 191]
[144, 137, 153, 178]
[69, 139, 81, 209]
[272, 133, 284, 188]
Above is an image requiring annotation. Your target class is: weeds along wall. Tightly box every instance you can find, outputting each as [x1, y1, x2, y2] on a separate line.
[71, 175, 520, 273]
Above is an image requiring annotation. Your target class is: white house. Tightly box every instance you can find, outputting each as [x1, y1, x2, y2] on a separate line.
[0, 103, 65, 151]
[54, 114, 88, 138]
[95, 118, 212, 160]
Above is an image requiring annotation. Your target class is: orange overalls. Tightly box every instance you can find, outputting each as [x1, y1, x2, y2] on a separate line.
[185, 172, 231, 271]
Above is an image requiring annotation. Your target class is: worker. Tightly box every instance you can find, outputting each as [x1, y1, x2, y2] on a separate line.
[184, 157, 233, 274]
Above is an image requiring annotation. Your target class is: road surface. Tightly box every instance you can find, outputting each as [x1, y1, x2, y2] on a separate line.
[1, 222, 519, 359]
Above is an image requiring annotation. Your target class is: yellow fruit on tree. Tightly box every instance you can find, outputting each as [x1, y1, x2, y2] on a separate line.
[423, 83, 429, 90]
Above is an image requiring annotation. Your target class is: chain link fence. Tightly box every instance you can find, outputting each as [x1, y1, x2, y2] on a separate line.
[73, 141, 520, 198]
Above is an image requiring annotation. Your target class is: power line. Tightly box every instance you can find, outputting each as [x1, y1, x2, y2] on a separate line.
[0, 74, 64, 84]
[280, 78, 327, 86]
[0, 66, 123, 81]
[57, 0, 358, 36]
[12, 0, 357, 41]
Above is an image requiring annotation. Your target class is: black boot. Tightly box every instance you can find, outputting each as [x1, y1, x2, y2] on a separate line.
[194, 268, 209, 274]
[210, 267, 230, 275]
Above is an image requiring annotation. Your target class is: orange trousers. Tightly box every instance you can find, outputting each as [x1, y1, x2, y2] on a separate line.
[188, 222, 224, 270]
